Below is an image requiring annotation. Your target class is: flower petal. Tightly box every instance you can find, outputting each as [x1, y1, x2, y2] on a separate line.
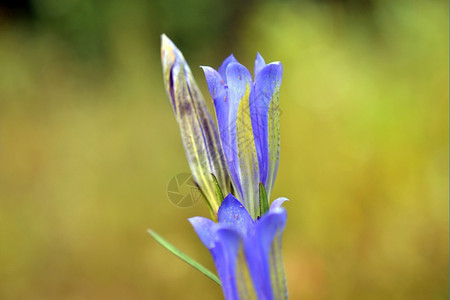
[213, 228, 241, 300]
[226, 62, 260, 218]
[200, 66, 239, 188]
[247, 207, 288, 300]
[254, 52, 266, 78]
[252, 61, 283, 198]
[201, 66, 226, 101]
[218, 194, 254, 236]
[218, 54, 238, 83]
[270, 197, 289, 211]
[188, 216, 217, 249]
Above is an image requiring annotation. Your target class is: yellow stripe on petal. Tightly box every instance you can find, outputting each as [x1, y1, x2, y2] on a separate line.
[269, 232, 288, 300]
[266, 84, 281, 199]
[236, 247, 258, 300]
[236, 84, 260, 219]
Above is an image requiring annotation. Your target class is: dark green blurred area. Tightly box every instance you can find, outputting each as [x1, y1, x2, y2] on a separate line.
[0, 0, 448, 299]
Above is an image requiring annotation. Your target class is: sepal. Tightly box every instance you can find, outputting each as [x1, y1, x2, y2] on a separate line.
[161, 34, 230, 214]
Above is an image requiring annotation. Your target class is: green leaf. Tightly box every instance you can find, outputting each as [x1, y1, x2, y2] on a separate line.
[211, 173, 225, 204]
[259, 182, 269, 216]
[147, 229, 221, 286]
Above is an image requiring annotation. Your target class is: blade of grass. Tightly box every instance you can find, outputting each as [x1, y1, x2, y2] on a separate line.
[147, 229, 221, 286]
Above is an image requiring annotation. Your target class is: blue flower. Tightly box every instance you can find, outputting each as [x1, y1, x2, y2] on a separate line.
[189, 194, 289, 300]
[161, 34, 230, 214]
[202, 55, 283, 219]
[158, 36, 289, 298]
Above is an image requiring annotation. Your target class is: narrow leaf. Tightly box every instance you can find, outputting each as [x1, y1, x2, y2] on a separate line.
[259, 182, 269, 216]
[147, 229, 221, 286]
[211, 173, 225, 204]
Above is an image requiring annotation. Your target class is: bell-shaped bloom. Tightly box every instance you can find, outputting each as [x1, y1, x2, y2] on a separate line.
[202, 55, 283, 219]
[189, 194, 289, 300]
[161, 35, 230, 213]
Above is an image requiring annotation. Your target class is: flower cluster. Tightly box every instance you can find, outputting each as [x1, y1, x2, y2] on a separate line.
[202, 53, 282, 219]
[160, 34, 288, 300]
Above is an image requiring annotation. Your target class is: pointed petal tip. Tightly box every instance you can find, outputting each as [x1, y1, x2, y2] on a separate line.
[270, 197, 289, 211]
[225, 62, 252, 84]
[256, 52, 264, 60]
[201, 65, 226, 100]
[222, 193, 240, 205]
[225, 54, 236, 61]
[200, 65, 214, 72]
[160, 34, 183, 66]
[188, 216, 217, 228]
[218, 194, 254, 235]
[268, 61, 283, 68]
[200, 65, 222, 76]
[187, 216, 198, 223]
[218, 55, 239, 82]
[189, 216, 217, 249]
[254, 52, 267, 76]
[161, 34, 174, 50]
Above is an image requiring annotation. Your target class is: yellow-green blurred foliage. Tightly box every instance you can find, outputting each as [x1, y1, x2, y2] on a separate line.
[0, 0, 448, 299]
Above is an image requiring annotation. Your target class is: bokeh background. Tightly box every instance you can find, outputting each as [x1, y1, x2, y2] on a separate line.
[0, 0, 448, 299]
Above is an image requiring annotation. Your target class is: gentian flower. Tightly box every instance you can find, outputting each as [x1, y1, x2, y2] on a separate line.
[157, 35, 289, 300]
[161, 34, 230, 214]
[202, 55, 283, 219]
[189, 194, 289, 300]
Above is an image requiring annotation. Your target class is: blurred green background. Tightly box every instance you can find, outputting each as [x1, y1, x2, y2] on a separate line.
[0, 0, 448, 299]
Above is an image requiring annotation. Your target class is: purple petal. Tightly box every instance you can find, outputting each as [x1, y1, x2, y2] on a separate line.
[270, 197, 289, 211]
[245, 207, 287, 299]
[201, 66, 227, 101]
[213, 228, 242, 300]
[201, 66, 234, 175]
[254, 52, 266, 78]
[189, 216, 245, 299]
[225, 62, 259, 215]
[188, 216, 217, 249]
[218, 54, 238, 83]
[218, 194, 254, 236]
[225, 62, 253, 90]
[252, 62, 283, 195]
[201, 66, 242, 199]
[255, 208, 287, 249]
